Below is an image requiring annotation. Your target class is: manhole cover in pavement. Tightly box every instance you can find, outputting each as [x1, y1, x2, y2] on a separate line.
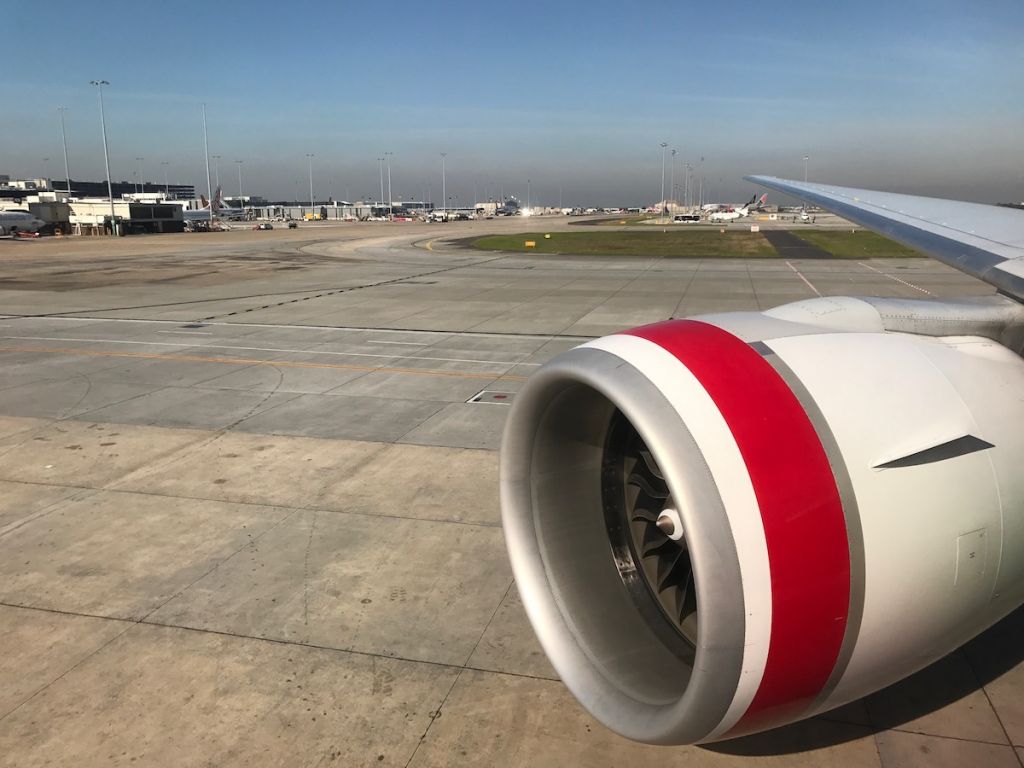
[468, 390, 515, 405]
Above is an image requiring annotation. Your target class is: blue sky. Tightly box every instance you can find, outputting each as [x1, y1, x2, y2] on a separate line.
[4, 0, 1022, 205]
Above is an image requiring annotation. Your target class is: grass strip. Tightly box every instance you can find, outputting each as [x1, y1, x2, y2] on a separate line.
[473, 230, 777, 258]
[790, 230, 922, 258]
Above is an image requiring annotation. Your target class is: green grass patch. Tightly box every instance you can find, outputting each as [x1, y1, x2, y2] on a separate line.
[473, 230, 777, 258]
[792, 230, 922, 258]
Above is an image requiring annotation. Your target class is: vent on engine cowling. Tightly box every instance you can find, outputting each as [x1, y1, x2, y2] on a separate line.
[603, 410, 698, 656]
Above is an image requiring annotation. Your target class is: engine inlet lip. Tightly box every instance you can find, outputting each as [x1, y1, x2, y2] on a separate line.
[500, 346, 748, 744]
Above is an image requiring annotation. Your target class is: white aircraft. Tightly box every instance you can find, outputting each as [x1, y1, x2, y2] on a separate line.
[0, 209, 47, 236]
[500, 176, 1024, 745]
[708, 193, 766, 222]
[182, 187, 247, 223]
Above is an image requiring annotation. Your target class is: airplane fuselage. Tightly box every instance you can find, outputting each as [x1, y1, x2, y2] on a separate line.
[0, 210, 46, 235]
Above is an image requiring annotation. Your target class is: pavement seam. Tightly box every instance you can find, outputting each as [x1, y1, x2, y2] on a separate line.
[94, 365, 301, 482]
[669, 260, 700, 318]
[389, 401, 457, 445]
[0, 486, 102, 539]
[1, 468, 504, 529]
[0, 371, 98, 463]
[744, 258, 762, 311]
[400, 578, 520, 766]
[962, 645, 1024, 763]
[882, 726, 1021, 750]
[0, 608, 137, 723]
[0, 496, 302, 724]
[0, 344, 531, 382]
[402, 669, 464, 768]
[554, 250, 668, 336]
[461, 580, 516, 669]
[0, 601, 562, 684]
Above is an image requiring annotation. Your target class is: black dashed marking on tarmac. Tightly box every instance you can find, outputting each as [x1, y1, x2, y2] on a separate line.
[191, 254, 507, 324]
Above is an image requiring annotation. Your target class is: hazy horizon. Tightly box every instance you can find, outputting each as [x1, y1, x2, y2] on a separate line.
[4, 1, 1022, 206]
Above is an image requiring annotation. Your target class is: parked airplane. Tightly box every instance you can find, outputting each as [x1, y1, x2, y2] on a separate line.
[0, 209, 47, 235]
[702, 194, 766, 213]
[708, 193, 762, 222]
[182, 187, 247, 223]
[500, 176, 1024, 745]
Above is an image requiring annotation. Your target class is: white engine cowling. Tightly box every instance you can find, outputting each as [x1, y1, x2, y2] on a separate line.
[500, 297, 1024, 744]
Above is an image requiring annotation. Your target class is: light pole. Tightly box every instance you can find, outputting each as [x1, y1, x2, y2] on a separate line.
[384, 152, 393, 218]
[669, 148, 676, 215]
[527, 178, 531, 213]
[305, 153, 315, 218]
[699, 155, 705, 207]
[440, 153, 447, 220]
[57, 107, 72, 196]
[377, 157, 384, 211]
[211, 154, 221, 190]
[685, 163, 693, 209]
[135, 157, 144, 195]
[89, 80, 116, 235]
[201, 103, 213, 222]
[235, 160, 243, 210]
[803, 155, 809, 184]
[660, 142, 668, 222]
[161, 161, 169, 196]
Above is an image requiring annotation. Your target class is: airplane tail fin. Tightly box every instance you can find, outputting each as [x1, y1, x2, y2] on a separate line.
[200, 194, 209, 208]
[758, 193, 767, 206]
[212, 186, 223, 213]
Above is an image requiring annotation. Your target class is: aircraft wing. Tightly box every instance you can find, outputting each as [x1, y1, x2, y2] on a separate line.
[746, 175, 1024, 302]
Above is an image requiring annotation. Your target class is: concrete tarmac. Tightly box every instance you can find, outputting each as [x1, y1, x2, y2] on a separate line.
[0, 220, 1021, 767]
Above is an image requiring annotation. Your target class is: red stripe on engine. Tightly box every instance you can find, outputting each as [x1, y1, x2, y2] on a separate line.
[626, 319, 849, 733]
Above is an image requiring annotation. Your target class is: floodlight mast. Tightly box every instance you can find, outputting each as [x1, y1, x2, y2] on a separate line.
[669, 148, 677, 215]
[377, 157, 384, 211]
[441, 153, 447, 220]
[385, 152, 393, 218]
[202, 104, 213, 223]
[660, 142, 668, 223]
[89, 80, 117, 233]
[236, 160, 243, 208]
[57, 107, 72, 196]
[306, 154, 315, 217]
[89, 79, 117, 234]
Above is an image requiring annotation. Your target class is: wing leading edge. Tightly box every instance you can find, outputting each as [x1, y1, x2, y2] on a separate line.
[745, 175, 1024, 303]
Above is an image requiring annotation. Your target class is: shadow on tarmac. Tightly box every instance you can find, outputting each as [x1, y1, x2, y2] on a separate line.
[706, 603, 1024, 755]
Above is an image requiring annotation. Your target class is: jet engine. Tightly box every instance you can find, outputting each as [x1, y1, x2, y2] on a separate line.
[500, 296, 1024, 744]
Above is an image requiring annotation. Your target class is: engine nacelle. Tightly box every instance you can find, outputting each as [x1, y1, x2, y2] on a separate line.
[500, 297, 1024, 744]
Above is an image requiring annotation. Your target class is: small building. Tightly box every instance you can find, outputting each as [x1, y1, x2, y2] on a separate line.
[69, 200, 184, 234]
